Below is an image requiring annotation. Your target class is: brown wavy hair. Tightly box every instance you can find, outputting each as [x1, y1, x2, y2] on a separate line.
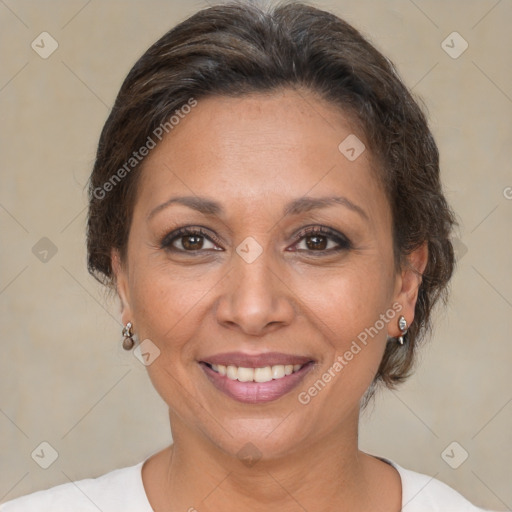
[86, 0, 457, 399]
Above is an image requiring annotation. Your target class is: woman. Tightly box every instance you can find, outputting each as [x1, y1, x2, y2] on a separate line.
[0, 1, 497, 510]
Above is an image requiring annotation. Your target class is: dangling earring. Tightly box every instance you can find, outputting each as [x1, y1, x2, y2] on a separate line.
[122, 322, 135, 350]
[397, 315, 408, 345]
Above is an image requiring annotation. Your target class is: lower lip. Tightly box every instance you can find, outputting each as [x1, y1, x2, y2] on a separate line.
[200, 362, 314, 404]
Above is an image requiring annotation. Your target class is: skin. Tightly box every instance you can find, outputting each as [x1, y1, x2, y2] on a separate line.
[112, 88, 428, 512]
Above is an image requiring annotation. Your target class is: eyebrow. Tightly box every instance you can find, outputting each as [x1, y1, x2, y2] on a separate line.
[147, 196, 222, 221]
[147, 195, 369, 222]
[283, 196, 368, 221]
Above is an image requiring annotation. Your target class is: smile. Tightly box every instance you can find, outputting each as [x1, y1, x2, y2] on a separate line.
[206, 363, 304, 382]
[198, 353, 315, 404]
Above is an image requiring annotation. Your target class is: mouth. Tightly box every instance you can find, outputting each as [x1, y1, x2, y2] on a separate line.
[202, 362, 306, 382]
[198, 352, 315, 404]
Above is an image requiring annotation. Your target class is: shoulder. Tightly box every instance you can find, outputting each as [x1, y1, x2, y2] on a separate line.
[0, 461, 151, 512]
[381, 457, 496, 512]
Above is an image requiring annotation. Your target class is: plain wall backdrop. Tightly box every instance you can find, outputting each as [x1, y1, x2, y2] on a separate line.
[0, 0, 511, 509]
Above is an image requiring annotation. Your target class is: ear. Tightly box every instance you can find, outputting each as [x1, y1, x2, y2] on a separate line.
[389, 242, 428, 337]
[111, 248, 133, 326]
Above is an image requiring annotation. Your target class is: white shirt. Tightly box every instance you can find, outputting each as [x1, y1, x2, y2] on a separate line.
[0, 456, 495, 511]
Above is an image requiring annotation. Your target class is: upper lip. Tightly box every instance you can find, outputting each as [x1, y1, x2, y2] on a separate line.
[200, 352, 314, 368]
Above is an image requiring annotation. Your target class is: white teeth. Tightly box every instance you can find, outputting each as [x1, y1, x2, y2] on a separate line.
[254, 366, 273, 383]
[237, 367, 254, 382]
[209, 363, 305, 382]
[271, 365, 285, 379]
[226, 365, 238, 380]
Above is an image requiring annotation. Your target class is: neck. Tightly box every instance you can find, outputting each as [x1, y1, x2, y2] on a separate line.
[142, 407, 400, 512]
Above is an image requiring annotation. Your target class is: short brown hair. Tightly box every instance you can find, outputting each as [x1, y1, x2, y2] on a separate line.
[87, 0, 456, 396]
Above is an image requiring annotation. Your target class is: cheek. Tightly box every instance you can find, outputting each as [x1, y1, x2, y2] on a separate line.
[126, 258, 232, 403]
[295, 260, 393, 340]
[127, 267, 210, 408]
[128, 265, 200, 358]
[129, 256, 213, 333]
[293, 260, 394, 392]
[292, 270, 393, 425]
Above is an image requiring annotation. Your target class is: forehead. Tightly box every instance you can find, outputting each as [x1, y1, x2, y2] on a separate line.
[134, 89, 389, 225]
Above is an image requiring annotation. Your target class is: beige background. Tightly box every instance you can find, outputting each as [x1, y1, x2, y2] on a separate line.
[0, 0, 511, 509]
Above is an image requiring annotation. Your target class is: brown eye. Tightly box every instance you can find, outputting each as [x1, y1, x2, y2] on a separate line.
[161, 227, 223, 252]
[292, 226, 351, 254]
[304, 234, 329, 251]
[180, 234, 206, 250]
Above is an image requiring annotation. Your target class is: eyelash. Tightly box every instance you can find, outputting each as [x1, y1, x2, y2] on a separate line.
[160, 225, 351, 255]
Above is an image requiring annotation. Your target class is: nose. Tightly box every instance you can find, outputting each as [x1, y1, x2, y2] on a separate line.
[215, 246, 296, 336]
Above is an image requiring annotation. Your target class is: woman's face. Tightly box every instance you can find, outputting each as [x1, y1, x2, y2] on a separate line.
[113, 88, 424, 460]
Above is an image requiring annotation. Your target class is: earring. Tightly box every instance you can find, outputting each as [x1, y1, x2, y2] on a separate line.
[397, 315, 408, 345]
[122, 322, 135, 350]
